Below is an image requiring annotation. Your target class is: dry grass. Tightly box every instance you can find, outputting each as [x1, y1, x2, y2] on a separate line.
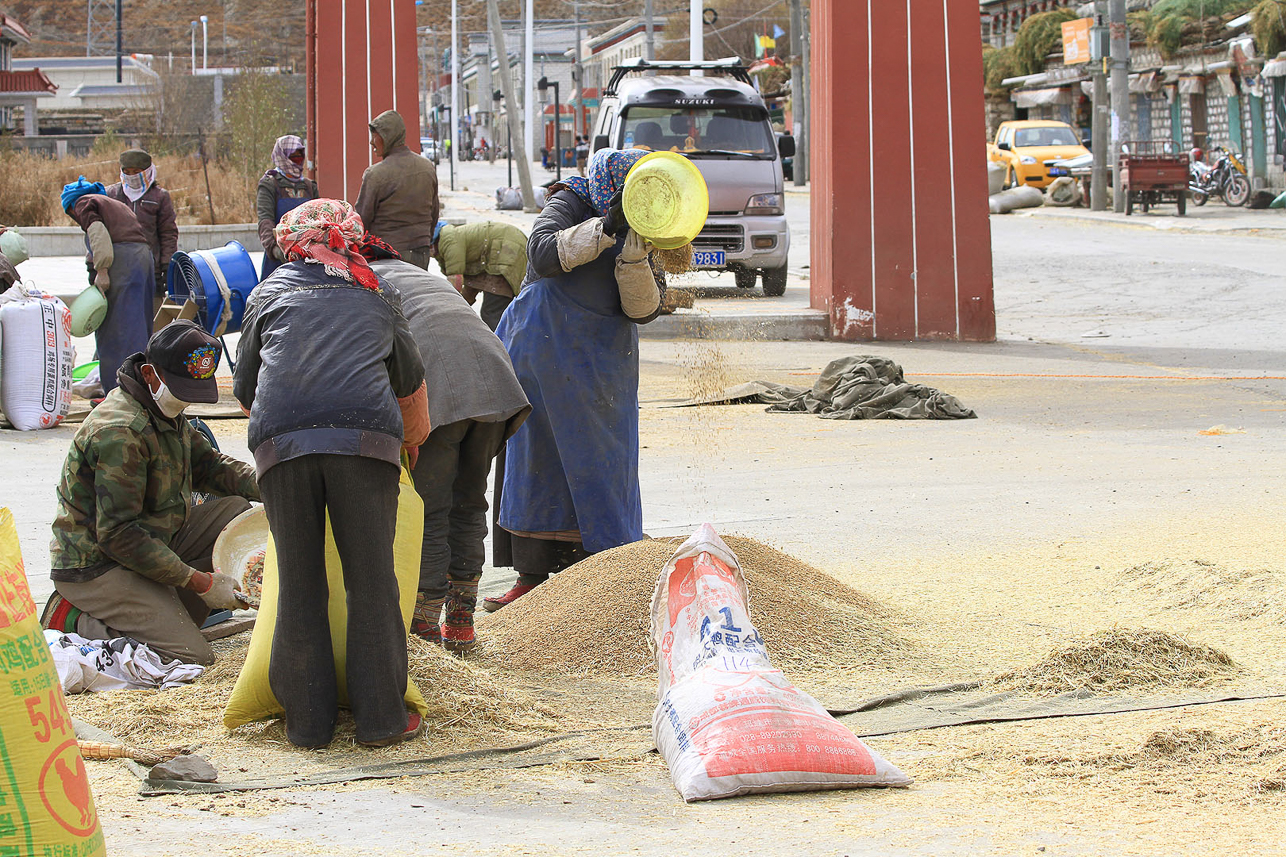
[65, 632, 559, 767]
[482, 536, 913, 677]
[1115, 558, 1285, 623]
[0, 148, 256, 227]
[991, 628, 1237, 695]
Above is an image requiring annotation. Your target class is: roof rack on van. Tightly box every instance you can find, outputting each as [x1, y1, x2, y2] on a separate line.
[603, 58, 752, 95]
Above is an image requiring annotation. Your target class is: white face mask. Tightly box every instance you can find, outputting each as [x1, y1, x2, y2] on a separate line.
[122, 171, 145, 190]
[149, 375, 193, 419]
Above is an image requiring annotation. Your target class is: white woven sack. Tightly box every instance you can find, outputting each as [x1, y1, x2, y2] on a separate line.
[649, 524, 912, 801]
[1, 290, 73, 430]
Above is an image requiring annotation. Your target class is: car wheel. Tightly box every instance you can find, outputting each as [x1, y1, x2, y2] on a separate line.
[761, 266, 788, 297]
[733, 268, 758, 290]
[1125, 192, 1134, 215]
[1005, 167, 1017, 190]
[1177, 191, 1187, 216]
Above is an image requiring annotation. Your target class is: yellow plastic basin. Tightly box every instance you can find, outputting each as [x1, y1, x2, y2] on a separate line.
[622, 151, 709, 250]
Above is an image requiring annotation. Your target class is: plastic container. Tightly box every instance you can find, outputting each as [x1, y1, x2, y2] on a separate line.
[69, 286, 108, 336]
[166, 241, 258, 335]
[622, 151, 710, 249]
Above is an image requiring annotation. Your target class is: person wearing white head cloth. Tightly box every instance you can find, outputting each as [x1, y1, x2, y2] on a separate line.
[105, 149, 178, 319]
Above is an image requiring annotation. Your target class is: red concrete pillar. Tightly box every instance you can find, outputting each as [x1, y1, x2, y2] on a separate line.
[811, 0, 995, 341]
[306, 0, 422, 202]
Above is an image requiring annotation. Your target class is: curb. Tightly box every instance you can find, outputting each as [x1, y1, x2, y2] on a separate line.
[640, 310, 828, 341]
[1014, 207, 1286, 235]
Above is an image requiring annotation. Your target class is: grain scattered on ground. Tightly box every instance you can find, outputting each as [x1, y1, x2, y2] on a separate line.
[482, 536, 913, 677]
[1115, 558, 1285, 623]
[990, 628, 1237, 695]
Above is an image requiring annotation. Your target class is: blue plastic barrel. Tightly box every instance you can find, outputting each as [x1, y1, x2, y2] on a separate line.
[166, 241, 259, 335]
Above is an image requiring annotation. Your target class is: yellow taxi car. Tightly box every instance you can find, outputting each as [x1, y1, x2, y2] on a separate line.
[987, 120, 1089, 190]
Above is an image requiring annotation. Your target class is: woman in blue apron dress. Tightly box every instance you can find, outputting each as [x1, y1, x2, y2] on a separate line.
[484, 148, 665, 612]
[256, 135, 318, 280]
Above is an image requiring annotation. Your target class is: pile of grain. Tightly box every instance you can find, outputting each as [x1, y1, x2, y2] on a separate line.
[991, 628, 1237, 695]
[65, 634, 556, 752]
[1116, 558, 1284, 622]
[482, 536, 911, 676]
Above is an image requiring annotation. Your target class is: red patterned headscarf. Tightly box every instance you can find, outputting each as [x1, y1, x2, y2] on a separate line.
[273, 199, 379, 290]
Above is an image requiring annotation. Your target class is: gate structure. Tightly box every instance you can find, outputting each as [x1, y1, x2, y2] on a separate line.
[811, 0, 995, 341]
[306, 0, 994, 341]
[305, 0, 421, 201]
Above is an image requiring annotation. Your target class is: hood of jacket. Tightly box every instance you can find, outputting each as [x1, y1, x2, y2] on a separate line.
[370, 110, 407, 155]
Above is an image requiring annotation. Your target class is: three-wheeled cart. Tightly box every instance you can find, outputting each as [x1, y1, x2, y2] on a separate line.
[1120, 140, 1190, 216]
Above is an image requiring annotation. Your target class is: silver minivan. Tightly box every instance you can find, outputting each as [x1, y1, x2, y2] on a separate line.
[590, 58, 794, 296]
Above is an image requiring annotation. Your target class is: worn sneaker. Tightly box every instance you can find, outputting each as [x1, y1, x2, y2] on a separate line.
[358, 713, 424, 748]
[481, 582, 537, 613]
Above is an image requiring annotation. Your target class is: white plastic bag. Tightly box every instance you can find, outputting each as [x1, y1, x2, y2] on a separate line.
[650, 524, 912, 801]
[1, 287, 73, 430]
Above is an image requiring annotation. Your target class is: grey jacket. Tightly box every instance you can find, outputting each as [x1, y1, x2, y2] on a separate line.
[233, 260, 424, 474]
[371, 259, 530, 436]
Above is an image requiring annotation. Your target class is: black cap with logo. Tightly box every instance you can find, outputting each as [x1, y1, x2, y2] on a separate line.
[144, 321, 222, 404]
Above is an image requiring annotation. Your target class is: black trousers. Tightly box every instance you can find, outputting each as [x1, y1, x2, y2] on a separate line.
[258, 454, 407, 747]
[410, 419, 508, 599]
[480, 292, 512, 332]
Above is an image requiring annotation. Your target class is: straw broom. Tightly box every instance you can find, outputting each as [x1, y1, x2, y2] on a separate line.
[77, 740, 186, 767]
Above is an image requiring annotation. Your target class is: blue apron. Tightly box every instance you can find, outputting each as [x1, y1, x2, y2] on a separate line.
[496, 235, 643, 553]
[259, 191, 312, 280]
[96, 242, 155, 394]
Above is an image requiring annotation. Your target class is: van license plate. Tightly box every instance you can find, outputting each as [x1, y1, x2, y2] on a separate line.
[691, 250, 726, 268]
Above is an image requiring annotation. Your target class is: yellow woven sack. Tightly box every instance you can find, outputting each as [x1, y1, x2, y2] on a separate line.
[0, 508, 107, 857]
[223, 468, 429, 728]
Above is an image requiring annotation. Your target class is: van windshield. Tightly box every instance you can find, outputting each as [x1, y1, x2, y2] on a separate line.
[620, 106, 775, 157]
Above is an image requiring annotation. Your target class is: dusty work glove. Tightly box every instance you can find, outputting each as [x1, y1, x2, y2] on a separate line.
[188, 571, 249, 610]
[269, 244, 286, 263]
[601, 190, 628, 237]
[619, 229, 650, 264]
[93, 269, 111, 294]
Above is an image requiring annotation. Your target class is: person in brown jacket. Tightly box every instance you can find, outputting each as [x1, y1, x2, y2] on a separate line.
[104, 149, 178, 305]
[62, 176, 154, 395]
[354, 110, 439, 270]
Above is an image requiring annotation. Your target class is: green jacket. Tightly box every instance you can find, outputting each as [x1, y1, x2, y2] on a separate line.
[50, 363, 260, 587]
[434, 222, 529, 296]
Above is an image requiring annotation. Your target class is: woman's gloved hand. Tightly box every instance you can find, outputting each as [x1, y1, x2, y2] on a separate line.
[619, 229, 650, 264]
[602, 190, 628, 237]
[93, 269, 111, 294]
[269, 244, 286, 263]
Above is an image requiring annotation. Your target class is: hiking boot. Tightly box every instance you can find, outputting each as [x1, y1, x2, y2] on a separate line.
[358, 713, 423, 748]
[442, 580, 479, 652]
[410, 591, 444, 644]
[40, 592, 82, 634]
[481, 582, 537, 613]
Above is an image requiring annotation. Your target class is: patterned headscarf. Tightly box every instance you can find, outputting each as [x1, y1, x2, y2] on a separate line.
[120, 164, 157, 204]
[356, 232, 402, 262]
[560, 148, 648, 216]
[273, 199, 379, 290]
[270, 135, 305, 180]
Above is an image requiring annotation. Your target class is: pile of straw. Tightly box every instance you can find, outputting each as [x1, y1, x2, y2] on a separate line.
[991, 628, 1237, 695]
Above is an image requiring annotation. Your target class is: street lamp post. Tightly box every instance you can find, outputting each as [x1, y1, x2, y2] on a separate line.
[200, 15, 208, 71]
[538, 75, 560, 182]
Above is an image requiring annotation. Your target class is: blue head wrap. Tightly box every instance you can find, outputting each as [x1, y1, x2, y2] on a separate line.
[560, 148, 648, 216]
[61, 176, 106, 213]
[433, 220, 447, 245]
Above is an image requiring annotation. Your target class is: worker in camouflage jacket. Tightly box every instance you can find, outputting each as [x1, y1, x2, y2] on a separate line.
[42, 322, 260, 666]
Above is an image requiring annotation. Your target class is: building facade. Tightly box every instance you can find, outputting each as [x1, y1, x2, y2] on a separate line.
[0, 13, 55, 134]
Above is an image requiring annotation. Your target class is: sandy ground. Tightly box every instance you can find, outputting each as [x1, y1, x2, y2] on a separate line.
[5, 203, 1285, 854]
